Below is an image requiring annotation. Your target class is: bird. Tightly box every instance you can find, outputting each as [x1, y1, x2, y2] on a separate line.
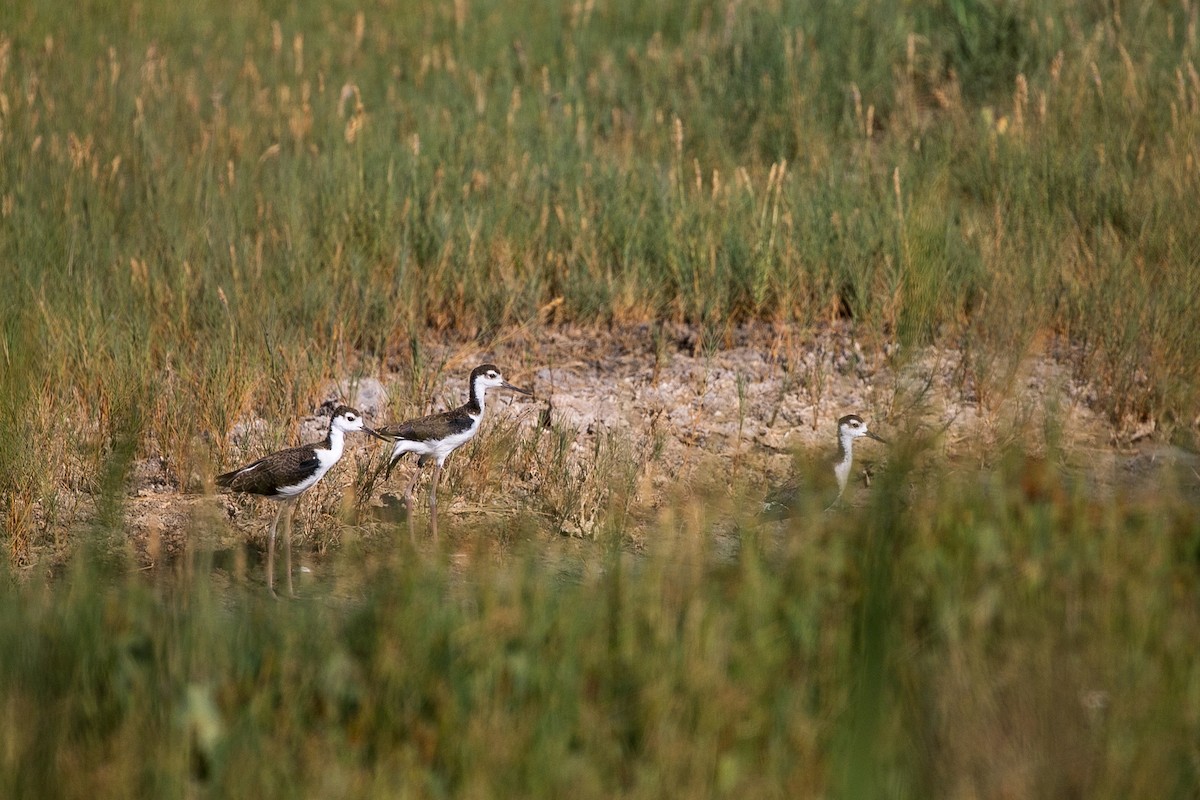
[374, 364, 532, 541]
[216, 405, 383, 596]
[762, 413, 887, 517]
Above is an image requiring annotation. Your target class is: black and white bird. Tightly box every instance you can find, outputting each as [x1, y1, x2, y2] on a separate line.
[763, 413, 887, 517]
[375, 364, 532, 541]
[216, 405, 383, 596]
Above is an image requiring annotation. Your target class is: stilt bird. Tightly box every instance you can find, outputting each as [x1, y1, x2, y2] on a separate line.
[217, 405, 383, 596]
[375, 364, 531, 541]
[763, 413, 887, 517]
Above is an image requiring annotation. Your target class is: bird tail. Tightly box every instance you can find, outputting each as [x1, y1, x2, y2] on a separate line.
[760, 480, 799, 520]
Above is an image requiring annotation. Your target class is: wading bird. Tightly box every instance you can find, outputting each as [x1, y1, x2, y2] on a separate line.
[216, 405, 382, 596]
[375, 364, 532, 541]
[763, 413, 887, 517]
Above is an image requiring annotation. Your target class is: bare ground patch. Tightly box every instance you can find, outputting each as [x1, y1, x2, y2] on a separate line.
[30, 322, 1198, 572]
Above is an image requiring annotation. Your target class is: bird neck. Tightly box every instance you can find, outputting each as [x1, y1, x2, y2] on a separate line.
[837, 431, 855, 463]
[466, 376, 486, 416]
[322, 422, 346, 460]
[833, 433, 855, 495]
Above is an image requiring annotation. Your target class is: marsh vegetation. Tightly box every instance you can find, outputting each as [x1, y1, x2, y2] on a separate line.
[1, 0, 1199, 795]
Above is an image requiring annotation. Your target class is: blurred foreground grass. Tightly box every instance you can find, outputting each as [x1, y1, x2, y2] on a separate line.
[2, 454, 1197, 797]
[3, 0, 1200, 794]
[2, 0, 1200, 527]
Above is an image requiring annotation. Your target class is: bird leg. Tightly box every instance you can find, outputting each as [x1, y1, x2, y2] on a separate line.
[429, 464, 442, 541]
[283, 500, 297, 598]
[401, 464, 424, 543]
[265, 501, 286, 598]
[824, 487, 847, 513]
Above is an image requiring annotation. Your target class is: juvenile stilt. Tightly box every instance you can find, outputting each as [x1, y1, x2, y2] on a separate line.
[827, 414, 887, 509]
[762, 413, 887, 518]
[376, 365, 531, 540]
[216, 406, 383, 595]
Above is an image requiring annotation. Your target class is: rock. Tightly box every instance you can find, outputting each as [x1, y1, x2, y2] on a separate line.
[330, 377, 389, 417]
[228, 417, 268, 447]
[299, 416, 328, 443]
[547, 392, 626, 433]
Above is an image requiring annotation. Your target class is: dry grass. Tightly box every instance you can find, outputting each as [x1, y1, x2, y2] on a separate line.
[2, 0, 1200, 796]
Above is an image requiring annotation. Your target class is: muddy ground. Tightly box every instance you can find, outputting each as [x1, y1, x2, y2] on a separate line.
[79, 322, 1200, 570]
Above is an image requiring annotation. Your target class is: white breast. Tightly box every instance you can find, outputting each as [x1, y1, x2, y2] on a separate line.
[276, 445, 342, 498]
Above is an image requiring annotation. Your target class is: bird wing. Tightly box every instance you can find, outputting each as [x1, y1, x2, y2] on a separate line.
[216, 446, 321, 496]
[376, 406, 476, 442]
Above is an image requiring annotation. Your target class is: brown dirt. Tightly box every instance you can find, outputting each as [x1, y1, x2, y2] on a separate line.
[48, 322, 1198, 571]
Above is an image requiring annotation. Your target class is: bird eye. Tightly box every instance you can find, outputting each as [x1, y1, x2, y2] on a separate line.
[347, 414, 357, 421]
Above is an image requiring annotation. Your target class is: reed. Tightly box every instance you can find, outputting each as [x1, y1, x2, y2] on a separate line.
[2, 1, 1200, 793]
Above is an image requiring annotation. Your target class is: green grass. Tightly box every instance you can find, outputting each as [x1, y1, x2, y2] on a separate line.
[2, 455, 1198, 797]
[3, 0, 1200, 456]
[3, 0, 1200, 795]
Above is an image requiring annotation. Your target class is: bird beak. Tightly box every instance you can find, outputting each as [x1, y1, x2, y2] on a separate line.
[363, 425, 390, 442]
[502, 381, 533, 396]
[866, 430, 887, 444]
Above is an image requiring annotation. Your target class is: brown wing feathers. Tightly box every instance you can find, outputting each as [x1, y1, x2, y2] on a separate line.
[215, 445, 320, 497]
[376, 406, 476, 442]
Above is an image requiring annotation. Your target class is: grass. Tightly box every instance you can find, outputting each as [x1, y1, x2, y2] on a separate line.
[2, 0, 1200, 795]
[3, 0, 1200, 446]
[2, 453, 1198, 797]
